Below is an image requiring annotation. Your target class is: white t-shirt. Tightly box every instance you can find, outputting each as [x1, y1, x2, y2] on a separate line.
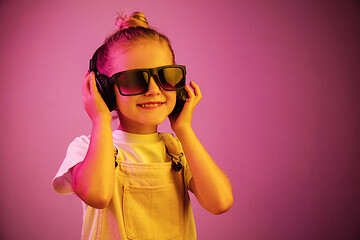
[53, 130, 193, 193]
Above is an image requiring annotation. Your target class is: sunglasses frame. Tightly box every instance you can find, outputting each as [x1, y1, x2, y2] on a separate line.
[110, 65, 186, 96]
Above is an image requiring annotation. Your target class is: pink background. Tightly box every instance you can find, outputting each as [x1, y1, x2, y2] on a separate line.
[0, 0, 359, 239]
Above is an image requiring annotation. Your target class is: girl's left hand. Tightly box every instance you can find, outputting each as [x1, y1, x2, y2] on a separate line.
[169, 81, 202, 133]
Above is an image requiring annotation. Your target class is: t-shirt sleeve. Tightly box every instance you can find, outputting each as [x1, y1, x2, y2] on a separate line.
[52, 135, 90, 194]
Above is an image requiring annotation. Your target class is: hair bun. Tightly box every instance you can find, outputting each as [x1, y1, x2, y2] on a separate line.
[115, 11, 149, 30]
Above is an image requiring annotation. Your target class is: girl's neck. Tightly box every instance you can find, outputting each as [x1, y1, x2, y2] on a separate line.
[117, 123, 158, 135]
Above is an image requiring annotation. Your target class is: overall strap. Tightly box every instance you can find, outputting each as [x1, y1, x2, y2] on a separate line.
[160, 133, 184, 171]
[114, 144, 120, 168]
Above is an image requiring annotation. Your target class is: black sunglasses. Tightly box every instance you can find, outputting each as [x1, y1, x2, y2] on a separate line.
[110, 65, 186, 96]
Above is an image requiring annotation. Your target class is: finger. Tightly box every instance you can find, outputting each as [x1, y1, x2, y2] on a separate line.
[185, 84, 195, 100]
[190, 81, 202, 97]
[82, 73, 91, 97]
[190, 81, 202, 104]
[89, 72, 101, 97]
[89, 72, 95, 94]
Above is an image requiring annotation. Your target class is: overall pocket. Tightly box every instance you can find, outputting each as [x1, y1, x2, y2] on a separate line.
[123, 184, 180, 240]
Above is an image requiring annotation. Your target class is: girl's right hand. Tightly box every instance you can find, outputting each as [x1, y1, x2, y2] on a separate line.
[82, 71, 112, 123]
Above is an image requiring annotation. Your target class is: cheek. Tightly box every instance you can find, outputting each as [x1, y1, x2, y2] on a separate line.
[114, 87, 129, 110]
[166, 91, 177, 107]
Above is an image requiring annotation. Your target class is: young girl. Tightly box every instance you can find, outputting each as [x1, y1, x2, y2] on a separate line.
[53, 12, 233, 240]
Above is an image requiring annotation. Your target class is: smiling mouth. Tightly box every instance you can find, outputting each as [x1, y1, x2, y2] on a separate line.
[137, 102, 165, 108]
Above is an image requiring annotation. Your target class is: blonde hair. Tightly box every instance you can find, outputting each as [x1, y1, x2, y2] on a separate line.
[115, 11, 149, 30]
[96, 11, 175, 76]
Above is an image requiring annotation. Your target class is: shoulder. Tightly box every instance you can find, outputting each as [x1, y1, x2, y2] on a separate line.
[65, 135, 90, 153]
[160, 132, 183, 147]
[70, 135, 91, 146]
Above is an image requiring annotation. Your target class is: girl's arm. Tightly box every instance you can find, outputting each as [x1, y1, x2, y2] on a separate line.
[170, 82, 233, 215]
[71, 72, 115, 209]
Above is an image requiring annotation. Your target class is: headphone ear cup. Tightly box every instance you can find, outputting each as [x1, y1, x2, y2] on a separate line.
[170, 87, 188, 116]
[94, 73, 117, 111]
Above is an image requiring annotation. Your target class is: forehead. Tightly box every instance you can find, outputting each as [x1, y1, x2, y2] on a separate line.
[109, 41, 173, 74]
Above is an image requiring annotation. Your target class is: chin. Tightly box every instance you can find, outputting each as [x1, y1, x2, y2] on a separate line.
[137, 111, 169, 125]
[148, 115, 169, 125]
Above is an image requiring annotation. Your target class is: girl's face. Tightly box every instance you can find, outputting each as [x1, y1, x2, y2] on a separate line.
[110, 40, 176, 134]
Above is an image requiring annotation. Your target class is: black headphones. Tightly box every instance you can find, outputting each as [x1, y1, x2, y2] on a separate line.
[89, 45, 117, 111]
[88, 45, 188, 115]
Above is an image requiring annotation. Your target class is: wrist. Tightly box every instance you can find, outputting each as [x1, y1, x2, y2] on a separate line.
[174, 126, 194, 139]
[92, 115, 112, 127]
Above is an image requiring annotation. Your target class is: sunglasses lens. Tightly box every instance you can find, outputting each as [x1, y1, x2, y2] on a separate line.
[158, 67, 185, 90]
[117, 71, 149, 95]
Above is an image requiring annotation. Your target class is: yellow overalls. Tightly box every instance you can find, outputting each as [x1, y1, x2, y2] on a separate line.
[81, 133, 197, 240]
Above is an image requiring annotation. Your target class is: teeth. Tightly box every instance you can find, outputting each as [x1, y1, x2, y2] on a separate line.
[140, 103, 161, 107]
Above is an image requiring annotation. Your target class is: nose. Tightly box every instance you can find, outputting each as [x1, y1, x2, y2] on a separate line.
[145, 76, 161, 95]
